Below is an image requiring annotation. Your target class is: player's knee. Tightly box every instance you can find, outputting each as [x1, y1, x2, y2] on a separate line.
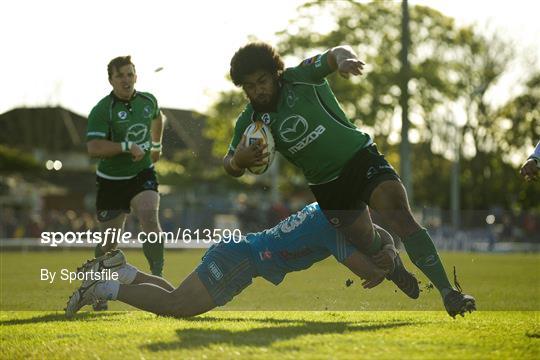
[168, 302, 197, 318]
[169, 308, 197, 318]
[139, 218, 160, 233]
[342, 222, 374, 246]
[389, 211, 421, 237]
[159, 291, 190, 318]
[159, 294, 182, 316]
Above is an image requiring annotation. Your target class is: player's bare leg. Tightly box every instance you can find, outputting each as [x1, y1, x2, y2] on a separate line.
[131, 190, 164, 276]
[369, 180, 476, 317]
[368, 180, 421, 237]
[338, 208, 378, 253]
[117, 271, 215, 317]
[131, 270, 175, 291]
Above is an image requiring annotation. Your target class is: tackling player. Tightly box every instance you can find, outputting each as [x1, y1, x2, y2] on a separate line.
[66, 203, 423, 318]
[222, 42, 475, 318]
[86, 56, 166, 310]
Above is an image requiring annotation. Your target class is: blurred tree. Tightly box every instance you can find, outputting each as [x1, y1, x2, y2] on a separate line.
[205, 90, 246, 159]
[495, 73, 540, 159]
[274, 0, 467, 151]
[0, 145, 40, 172]
[490, 72, 540, 210]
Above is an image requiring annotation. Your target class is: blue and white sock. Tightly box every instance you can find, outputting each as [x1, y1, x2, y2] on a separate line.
[115, 264, 138, 284]
[94, 280, 120, 300]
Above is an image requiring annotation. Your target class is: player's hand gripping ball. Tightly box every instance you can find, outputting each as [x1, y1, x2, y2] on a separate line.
[243, 121, 275, 174]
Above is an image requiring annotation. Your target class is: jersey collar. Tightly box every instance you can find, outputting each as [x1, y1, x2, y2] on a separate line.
[109, 90, 138, 103]
[252, 81, 286, 125]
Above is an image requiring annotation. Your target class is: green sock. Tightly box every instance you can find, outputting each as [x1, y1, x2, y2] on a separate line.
[142, 238, 164, 277]
[403, 228, 452, 297]
[364, 230, 383, 256]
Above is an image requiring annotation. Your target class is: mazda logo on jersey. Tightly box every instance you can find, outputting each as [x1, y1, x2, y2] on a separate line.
[279, 115, 308, 142]
[125, 124, 148, 143]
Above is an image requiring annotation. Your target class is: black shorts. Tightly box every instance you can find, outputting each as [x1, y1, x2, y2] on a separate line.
[96, 167, 159, 222]
[309, 144, 400, 228]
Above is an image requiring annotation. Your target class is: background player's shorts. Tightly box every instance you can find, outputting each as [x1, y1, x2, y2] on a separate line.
[310, 144, 400, 228]
[196, 240, 257, 306]
[96, 167, 159, 222]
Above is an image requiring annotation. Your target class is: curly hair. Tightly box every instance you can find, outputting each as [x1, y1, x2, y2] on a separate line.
[107, 55, 135, 79]
[230, 42, 284, 86]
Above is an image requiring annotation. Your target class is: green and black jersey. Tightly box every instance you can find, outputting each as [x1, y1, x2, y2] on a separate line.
[228, 52, 372, 185]
[87, 91, 160, 179]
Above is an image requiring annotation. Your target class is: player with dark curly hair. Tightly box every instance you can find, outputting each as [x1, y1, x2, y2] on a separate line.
[223, 42, 475, 318]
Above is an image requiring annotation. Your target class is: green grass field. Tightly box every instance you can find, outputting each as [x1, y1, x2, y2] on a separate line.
[1, 249, 539, 358]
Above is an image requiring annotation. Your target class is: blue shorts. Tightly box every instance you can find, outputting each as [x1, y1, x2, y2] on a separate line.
[196, 241, 257, 306]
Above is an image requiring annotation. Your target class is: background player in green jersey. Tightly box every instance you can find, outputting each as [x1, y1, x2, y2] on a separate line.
[223, 42, 475, 318]
[86, 56, 166, 309]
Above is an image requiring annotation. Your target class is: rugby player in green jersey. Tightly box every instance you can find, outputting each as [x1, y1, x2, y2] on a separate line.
[86, 56, 166, 309]
[223, 43, 475, 318]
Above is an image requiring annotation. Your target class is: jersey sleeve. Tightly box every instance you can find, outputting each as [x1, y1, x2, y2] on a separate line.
[284, 51, 333, 84]
[141, 92, 160, 120]
[321, 231, 356, 263]
[227, 105, 254, 154]
[149, 93, 161, 119]
[86, 104, 109, 141]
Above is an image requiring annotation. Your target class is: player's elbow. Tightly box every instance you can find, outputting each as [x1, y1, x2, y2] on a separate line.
[222, 155, 231, 174]
[330, 45, 353, 53]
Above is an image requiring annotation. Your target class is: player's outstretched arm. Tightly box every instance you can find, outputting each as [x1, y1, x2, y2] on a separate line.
[343, 251, 387, 289]
[327, 45, 365, 79]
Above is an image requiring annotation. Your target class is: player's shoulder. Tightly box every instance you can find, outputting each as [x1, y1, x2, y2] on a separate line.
[94, 93, 113, 108]
[89, 94, 113, 117]
[283, 66, 311, 84]
[282, 59, 322, 83]
[305, 202, 326, 221]
[295, 202, 326, 226]
[235, 103, 255, 124]
[283, 67, 325, 86]
[302, 202, 321, 213]
[137, 91, 158, 104]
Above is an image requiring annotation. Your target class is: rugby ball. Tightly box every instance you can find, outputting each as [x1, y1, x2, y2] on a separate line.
[243, 121, 275, 174]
